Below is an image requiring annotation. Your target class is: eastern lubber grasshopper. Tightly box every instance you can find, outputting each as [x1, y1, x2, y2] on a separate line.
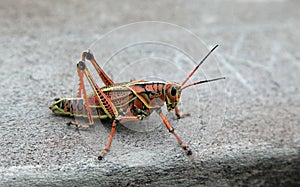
[49, 45, 224, 160]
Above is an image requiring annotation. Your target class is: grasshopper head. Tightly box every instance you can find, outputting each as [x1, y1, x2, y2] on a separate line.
[164, 45, 225, 111]
[164, 83, 182, 111]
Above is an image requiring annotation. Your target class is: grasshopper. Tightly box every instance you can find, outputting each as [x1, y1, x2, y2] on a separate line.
[49, 45, 224, 160]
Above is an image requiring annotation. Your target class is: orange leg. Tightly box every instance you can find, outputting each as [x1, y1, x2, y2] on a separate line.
[77, 69, 94, 126]
[68, 57, 116, 129]
[98, 116, 141, 160]
[158, 110, 192, 155]
[175, 106, 190, 119]
[82, 50, 115, 86]
[98, 119, 118, 160]
[77, 61, 118, 119]
[67, 65, 95, 129]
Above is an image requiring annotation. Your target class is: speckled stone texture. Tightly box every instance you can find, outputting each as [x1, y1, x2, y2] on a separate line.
[0, 0, 299, 186]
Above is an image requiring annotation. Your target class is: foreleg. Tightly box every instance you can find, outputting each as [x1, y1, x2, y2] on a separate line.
[175, 106, 190, 119]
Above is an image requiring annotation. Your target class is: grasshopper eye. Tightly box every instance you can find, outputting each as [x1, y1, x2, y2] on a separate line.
[171, 87, 177, 96]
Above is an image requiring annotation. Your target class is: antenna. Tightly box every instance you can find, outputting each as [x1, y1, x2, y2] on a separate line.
[181, 45, 219, 87]
[181, 77, 225, 90]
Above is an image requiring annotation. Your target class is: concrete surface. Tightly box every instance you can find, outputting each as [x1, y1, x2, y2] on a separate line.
[0, 0, 299, 186]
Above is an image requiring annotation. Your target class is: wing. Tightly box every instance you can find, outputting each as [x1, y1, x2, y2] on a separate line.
[102, 83, 136, 108]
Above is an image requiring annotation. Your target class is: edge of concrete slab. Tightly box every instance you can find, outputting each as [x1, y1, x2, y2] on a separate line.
[1, 146, 299, 186]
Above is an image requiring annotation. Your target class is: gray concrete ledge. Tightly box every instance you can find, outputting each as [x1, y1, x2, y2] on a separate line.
[1, 0, 299, 186]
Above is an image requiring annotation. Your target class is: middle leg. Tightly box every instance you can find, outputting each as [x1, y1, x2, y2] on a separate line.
[98, 116, 142, 160]
[157, 109, 192, 155]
